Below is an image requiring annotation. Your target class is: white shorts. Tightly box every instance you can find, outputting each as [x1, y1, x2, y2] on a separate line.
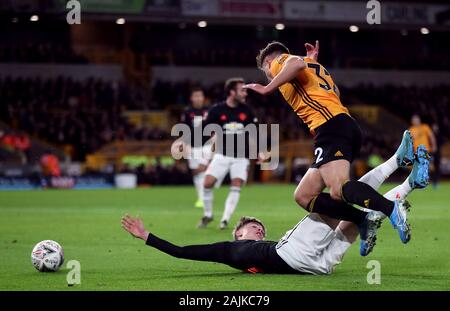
[275, 213, 351, 275]
[187, 146, 212, 170]
[205, 153, 250, 185]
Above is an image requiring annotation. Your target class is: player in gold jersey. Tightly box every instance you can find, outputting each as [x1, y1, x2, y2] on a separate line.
[409, 115, 437, 154]
[245, 41, 414, 256]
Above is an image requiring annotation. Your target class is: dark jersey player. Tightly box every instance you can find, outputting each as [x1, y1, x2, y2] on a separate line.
[198, 78, 259, 230]
[180, 87, 211, 209]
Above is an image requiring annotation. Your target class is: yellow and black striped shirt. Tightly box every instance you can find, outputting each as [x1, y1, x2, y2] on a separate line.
[270, 54, 349, 133]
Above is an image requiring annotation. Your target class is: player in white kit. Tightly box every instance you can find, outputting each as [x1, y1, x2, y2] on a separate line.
[276, 136, 429, 274]
[123, 135, 430, 275]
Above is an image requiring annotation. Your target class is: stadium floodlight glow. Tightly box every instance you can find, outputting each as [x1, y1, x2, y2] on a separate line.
[420, 27, 430, 35]
[116, 18, 126, 25]
[349, 25, 359, 32]
[198, 20, 207, 28]
[275, 23, 285, 30]
[30, 15, 39, 22]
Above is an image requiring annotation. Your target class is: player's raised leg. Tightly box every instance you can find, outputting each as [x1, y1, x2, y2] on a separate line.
[359, 130, 415, 190]
[357, 137, 429, 244]
[384, 145, 430, 243]
[340, 172, 414, 242]
[295, 168, 366, 226]
[322, 133, 417, 255]
[306, 159, 377, 254]
[339, 143, 431, 249]
[385, 144, 431, 201]
[294, 166, 382, 255]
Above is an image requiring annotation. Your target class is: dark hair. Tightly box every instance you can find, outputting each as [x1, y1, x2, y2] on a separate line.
[256, 41, 290, 69]
[190, 86, 204, 96]
[224, 77, 245, 96]
[232, 216, 266, 240]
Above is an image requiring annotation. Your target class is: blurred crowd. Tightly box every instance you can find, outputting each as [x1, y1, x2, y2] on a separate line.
[142, 46, 450, 71]
[118, 156, 191, 185]
[0, 76, 166, 160]
[349, 84, 450, 138]
[0, 129, 31, 163]
[1, 76, 448, 165]
[152, 80, 449, 159]
[132, 25, 450, 71]
[0, 42, 88, 64]
[2, 24, 449, 71]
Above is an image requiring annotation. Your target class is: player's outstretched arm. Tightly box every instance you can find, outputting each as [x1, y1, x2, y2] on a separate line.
[244, 56, 306, 95]
[121, 214, 234, 264]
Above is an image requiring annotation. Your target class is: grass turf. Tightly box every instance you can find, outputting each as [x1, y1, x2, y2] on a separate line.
[0, 183, 449, 291]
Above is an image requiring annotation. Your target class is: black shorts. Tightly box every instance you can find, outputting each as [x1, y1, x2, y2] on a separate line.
[311, 113, 362, 168]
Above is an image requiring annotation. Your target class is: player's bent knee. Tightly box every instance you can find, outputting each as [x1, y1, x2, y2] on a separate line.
[204, 175, 216, 189]
[230, 179, 243, 187]
[328, 183, 344, 201]
[294, 191, 311, 210]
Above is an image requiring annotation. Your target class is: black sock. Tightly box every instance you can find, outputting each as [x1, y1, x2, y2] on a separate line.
[307, 193, 367, 225]
[341, 180, 394, 216]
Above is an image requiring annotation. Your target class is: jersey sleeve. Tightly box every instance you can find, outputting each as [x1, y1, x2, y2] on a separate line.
[180, 109, 188, 124]
[203, 105, 219, 127]
[269, 53, 290, 78]
[145, 234, 278, 272]
[146, 233, 234, 264]
[270, 53, 309, 84]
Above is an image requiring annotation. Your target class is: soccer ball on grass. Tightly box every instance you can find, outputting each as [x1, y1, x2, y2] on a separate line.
[31, 240, 64, 272]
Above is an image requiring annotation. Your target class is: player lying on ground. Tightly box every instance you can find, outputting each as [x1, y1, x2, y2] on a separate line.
[122, 144, 430, 274]
[244, 41, 415, 255]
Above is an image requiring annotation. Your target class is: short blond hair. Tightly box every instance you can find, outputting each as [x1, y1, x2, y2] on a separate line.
[232, 216, 266, 240]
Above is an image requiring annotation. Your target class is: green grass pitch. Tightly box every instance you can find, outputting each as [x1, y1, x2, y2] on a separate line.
[0, 183, 449, 291]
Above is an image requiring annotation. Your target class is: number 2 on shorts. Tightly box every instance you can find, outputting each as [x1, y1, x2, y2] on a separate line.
[314, 147, 324, 164]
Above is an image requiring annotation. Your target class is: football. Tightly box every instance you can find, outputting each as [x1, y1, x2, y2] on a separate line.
[31, 240, 64, 272]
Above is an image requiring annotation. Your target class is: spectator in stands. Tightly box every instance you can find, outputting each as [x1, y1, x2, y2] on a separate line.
[40, 152, 61, 177]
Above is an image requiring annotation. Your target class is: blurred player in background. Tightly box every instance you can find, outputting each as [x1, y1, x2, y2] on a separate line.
[431, 123, 443, 188]
[409, 115, 438, 187]
[245, 41, 413, 256]
[198, 78, 259, 230]
[409, 115, 437, 155]
[181, 87, 211, 208]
